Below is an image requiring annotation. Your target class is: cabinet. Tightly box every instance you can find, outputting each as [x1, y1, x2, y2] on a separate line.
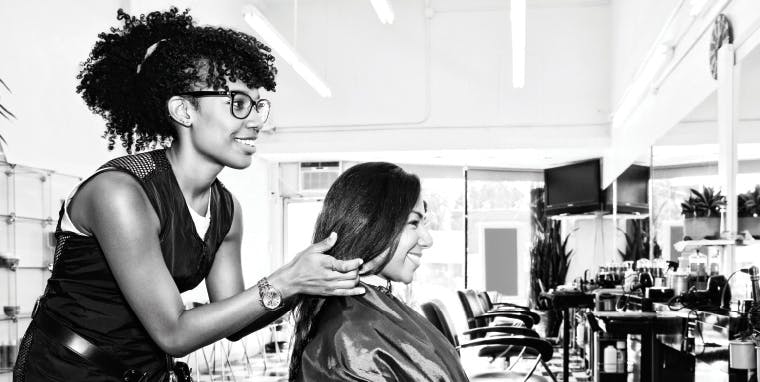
[0, 161, 81, 380]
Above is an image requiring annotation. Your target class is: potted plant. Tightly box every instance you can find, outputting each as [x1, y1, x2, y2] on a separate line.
[618, 219, 650, 262]
[529, 187, 573, 337]
[738, 185, 760, 238]
[680, 186, 726, 240]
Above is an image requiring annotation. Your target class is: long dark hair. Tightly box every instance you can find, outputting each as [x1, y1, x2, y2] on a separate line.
[288, 162, 420, 381]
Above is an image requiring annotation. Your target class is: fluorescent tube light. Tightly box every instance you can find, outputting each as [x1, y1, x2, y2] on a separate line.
[511, 0, 526, 88]
[370, 0, 395, 24]
[243, 5, 332, 98]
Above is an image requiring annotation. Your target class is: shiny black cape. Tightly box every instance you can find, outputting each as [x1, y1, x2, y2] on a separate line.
[298, 284, 469, 381]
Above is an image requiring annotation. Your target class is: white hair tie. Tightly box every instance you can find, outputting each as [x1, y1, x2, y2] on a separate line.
[136, 39, 167, 74]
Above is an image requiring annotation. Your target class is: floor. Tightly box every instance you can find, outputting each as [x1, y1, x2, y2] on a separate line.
[185, 342, 593, 382]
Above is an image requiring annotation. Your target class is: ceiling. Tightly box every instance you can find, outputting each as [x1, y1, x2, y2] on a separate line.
[652, 34, 760, 167]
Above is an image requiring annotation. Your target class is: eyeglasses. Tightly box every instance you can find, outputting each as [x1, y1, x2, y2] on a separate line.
[179, 91, 271, 122]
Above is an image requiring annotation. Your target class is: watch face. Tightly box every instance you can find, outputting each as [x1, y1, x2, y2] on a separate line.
[263, 286, 282, 310]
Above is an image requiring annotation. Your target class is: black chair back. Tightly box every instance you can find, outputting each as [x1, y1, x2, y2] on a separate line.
[479, 291, 495, 310]
[421, 300, 459, 350]
[465, 289, 487, 316]
[456, 290, 476, 329]
[478, 290, 541, 325]
[476, 291, 492, 311]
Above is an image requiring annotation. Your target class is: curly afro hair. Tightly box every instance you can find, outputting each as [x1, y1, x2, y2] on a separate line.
[77, 7, 277, 153]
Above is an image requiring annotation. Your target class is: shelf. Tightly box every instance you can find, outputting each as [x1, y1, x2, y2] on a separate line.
[673, 237, 760, 252]
[0, 313, 31, 322]
[0, 214, 56, 226]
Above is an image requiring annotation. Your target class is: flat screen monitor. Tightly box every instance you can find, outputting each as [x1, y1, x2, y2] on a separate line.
[544, 159, 602, 215]
[604, 164, 650, 214]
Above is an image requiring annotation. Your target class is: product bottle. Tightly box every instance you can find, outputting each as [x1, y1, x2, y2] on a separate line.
[708, 248, 720, 276]
[616, 340, 627, 373]
[0, 340, 6, 369]
[603, 344, 617, 373]
[695, 251, 708, 290]
[623, 262, 637, 292]
[9, 339, 17, 368]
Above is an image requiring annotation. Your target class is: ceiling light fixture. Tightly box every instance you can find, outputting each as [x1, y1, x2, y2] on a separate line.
[510, 0, 526, 88]
[370, 0, 395, 24]
[243, 5, 332, 98]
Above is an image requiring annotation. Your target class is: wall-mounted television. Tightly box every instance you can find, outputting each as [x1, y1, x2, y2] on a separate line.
[544, 159, 603, 216]
[603, 164, 650, 215]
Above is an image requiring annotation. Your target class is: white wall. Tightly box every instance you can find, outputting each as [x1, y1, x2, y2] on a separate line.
[0, 0, 126, 174]
[257, 0, 613, 156]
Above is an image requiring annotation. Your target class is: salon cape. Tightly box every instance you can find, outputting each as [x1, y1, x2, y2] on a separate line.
[297, 283, 469, 381]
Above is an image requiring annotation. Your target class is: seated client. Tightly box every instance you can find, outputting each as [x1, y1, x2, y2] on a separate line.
[288, 162, 469, 381]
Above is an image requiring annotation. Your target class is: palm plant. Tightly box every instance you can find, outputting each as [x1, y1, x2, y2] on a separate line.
[528, 188, 573, 308]
[681, 187, 726, 218]
[739, 186, 760, 218]
[618, 219, 649, 262]
[528, 187, 574, 337]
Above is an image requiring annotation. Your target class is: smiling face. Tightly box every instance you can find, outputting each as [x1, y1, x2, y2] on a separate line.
[183, 80, 266, 169]
[379, 196, 433, 284]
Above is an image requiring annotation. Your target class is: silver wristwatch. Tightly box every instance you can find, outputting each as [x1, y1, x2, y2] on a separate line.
[257, 277, 283, 311]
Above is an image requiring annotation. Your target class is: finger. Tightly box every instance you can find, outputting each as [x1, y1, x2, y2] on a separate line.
[324, 286, 366, 296]
[326, 279, 361, 291]
[330, 269, 360, 281]
[332, 258, 363, 273]
[359, 252, 388, 275]
[310, 232, 338, 253]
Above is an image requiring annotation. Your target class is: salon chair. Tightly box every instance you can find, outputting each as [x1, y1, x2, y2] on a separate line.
[422, 300, 557, 382]
[477, 291, 541, 325]
[458, 290, 536, 333]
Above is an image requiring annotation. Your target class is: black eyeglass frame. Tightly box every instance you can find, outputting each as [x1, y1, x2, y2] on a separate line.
[178, 90, 270, 121]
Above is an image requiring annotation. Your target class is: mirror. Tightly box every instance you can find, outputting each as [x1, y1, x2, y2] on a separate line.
[649, 38, 760, 276]
[650, 92, 719, 264]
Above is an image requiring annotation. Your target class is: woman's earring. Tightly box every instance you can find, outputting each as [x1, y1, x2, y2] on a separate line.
[386, 279, 392, 293]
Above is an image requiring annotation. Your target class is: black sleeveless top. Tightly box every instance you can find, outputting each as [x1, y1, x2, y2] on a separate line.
[14, 149, 235, 381]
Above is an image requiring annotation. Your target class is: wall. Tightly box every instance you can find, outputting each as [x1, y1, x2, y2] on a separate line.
[256, 0, 613, 156]
[0, 0, 125, 174]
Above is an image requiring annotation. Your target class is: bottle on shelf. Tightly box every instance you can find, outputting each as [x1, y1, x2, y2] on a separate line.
[0, 340, 6, 369]
[616, 340, 627, 373]
[8, 340, 16, 369]
[603, 344, 618, 373]
[623, 261, 636, 292]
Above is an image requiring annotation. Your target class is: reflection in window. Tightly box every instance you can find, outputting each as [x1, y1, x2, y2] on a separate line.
[651, 174, 719, 261]
[466, 170, 542, 305]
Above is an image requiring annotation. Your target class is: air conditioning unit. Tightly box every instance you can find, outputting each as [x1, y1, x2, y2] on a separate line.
[299, 162, 341, 193]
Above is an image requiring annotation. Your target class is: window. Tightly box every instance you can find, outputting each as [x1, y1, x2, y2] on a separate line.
[465, 170, 543, 305]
